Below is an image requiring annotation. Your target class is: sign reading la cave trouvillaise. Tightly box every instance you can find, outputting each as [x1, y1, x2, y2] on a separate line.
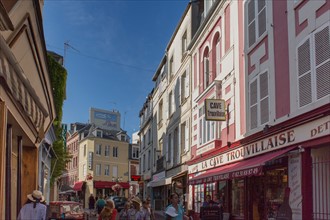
[205, 99, 226, 121]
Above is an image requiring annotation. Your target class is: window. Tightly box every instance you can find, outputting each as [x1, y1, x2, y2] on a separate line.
[247, 0, 266, 47]
[104, 165, 110, 176]
[181, 121, 189, 153]
[194, 184, 204, 213]
[96, 164, 101, 176]
[148, 128, 152, 144]
[249, 71, 269, 129]
[181, 71, 189, 103]
[105, 145, 110, 157]
[132, 147, 139, 159]
[215, 36, 221, 75]
[199, 106, 215, 144]
[169, 91, 175, 116]
[143, 154, 146, 171]
[182, 31, 187, 56]
[173, 127, 179, 165]
[96, 130, 103, 137]
[167, 133, 172, 163]
[169, 55, 174, 79]
[148, 150, 151, 170]
[159, 100, 163, 126]
[159, 139, 163, 157]
[297, 25, 330, 108]
[96, 144, 102, 155]
[204, 54, 210, 89]
[232, 179, 245, 217]
[113, 146, 118, 157]
[112, 166, 118, 178]
[84, 144, 86, 156]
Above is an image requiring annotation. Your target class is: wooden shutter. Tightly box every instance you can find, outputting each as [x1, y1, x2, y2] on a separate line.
[314, 25, 330, 100]
[297, 39, 312, 107]
[259, 71, 269, 125]
[258, 0, 266, 37]
[250, 79, 258, 129]
[248, 0, 256, 47]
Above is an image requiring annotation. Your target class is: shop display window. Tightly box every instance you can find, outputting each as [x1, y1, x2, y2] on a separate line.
[194, 184, 204, 213]
[205, 182, 216, 199]
[218, 181, 228, 211]
[232, 179, 245, 218]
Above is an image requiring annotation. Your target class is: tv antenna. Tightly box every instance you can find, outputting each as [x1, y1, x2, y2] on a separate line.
[64, 41, 80, 67]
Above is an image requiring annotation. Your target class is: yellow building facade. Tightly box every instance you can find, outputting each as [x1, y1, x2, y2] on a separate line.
[78, 126, 130, 207]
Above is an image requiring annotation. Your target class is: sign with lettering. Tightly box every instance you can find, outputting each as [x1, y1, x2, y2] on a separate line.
[200, 206, 222, 219]
[88, 152, 93, 170]
[188, 116, 329, 174]
[131, 175, 141, 181]
[205, 99, 226, 121]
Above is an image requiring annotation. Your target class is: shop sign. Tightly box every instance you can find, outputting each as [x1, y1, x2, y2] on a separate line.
[188, 116, 329, 174]
[196, 142, 215, 156]
[189, 167, 262, 185]
[152, 171, 165, 181]
[205, 99, 226, 121]
[131, 175, 141, 181]
[88, 152, 93, 170]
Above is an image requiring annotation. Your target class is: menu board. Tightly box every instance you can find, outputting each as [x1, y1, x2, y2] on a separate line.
[200, 207, 221, 220]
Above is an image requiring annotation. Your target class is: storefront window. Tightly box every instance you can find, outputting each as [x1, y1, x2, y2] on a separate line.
[232, 179, 245, 217]
[205, 182, 216, 199]
[218, 181, 228, 211]
[194, 184, 204, 213]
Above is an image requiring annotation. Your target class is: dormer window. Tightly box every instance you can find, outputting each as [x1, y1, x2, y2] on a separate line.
[96, 130, 103, 138]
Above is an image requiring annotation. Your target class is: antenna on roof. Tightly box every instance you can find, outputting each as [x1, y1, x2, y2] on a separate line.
[64, 41, 80, 67]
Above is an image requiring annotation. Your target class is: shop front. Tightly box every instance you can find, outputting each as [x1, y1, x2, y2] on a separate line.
[188, 115, 329, 220]
[93, 180, 129, 198]
[148, 171, 172, 211]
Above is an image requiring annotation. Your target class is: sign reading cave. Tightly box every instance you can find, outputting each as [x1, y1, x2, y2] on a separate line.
[205, 99, 226, 121]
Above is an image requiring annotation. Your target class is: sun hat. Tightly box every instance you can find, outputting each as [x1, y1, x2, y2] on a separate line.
[27, 190, 45, 202]
[165, 207, 178, 217]
[131, 197, 142, 205]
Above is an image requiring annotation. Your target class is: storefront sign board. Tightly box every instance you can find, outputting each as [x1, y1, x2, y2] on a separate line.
[189, 116, 330, 174]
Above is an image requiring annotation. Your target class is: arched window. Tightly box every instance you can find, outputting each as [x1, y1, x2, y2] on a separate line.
[203, 48, 210, 89]
[212, 32, 221, 77]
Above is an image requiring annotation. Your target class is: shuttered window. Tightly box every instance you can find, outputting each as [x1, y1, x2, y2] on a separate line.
[247, 0, 267, 48]
[297, 24, 330, 108]
[204, 56, 210, 88]
[249, 71, 269, 130]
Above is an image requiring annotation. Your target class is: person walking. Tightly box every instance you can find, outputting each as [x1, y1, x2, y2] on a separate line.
[119, 202, 130, 220]
[165, 193, 188, 220]
[141, 199, 154, 220]
[17, 190, 47, 220]
[98, 199, 117, 220]
[89, 194, 96, 210]
[96, 195, 106, 214]
[127, 197, 144, 220]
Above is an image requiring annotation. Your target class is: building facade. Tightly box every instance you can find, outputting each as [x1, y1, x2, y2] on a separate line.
[0, 0, 56, 218]
[78, 124, 130, 208]
[187, 0, 329, 220]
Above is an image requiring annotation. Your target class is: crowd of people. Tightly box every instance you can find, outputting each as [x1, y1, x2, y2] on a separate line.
[88, 193, 155, 220]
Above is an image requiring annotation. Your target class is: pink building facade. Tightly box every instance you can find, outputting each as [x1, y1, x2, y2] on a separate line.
[187, 0, 329, 219]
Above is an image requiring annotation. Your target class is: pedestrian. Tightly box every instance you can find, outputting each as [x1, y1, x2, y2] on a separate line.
[89, 194, 96, 210]
[17, 190, 47, 220]
[202, 195, 215, 207]
[141, 199, 154, 220]
[98, 199, 117, 220]
[96, 195, 106, 214]
[119, 202, 130, 220]
[127, 197, 144, 220]
[165, 193, 189, 220]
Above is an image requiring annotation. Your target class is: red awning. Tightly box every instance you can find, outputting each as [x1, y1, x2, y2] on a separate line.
[189, 146, 296, 185]
[94, 181, 130, 189]
[73, 181, 84, 191]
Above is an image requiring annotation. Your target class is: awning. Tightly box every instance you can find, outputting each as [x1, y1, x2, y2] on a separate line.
[94, 181, 130, 189]
[189, 146, 296, 185]
[73, 181, 84, 191]
[147, 177, 172, 188]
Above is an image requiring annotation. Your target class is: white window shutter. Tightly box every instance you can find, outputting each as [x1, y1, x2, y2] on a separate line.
[216, 39, 221, 75]
[297, 38, 312, 107]
[185, 121, 189, 152]
[260, 71, 269, 125]
[314, 25, 330, 99]
[258, 0, 266, 37]
[250, 79, 258, 129]
[185, 70, 189, 98]
[248, 0, 256, 47]
[165, 137, 169, 162]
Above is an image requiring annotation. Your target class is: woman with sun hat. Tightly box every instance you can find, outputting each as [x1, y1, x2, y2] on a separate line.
[17, 190, 47, 220]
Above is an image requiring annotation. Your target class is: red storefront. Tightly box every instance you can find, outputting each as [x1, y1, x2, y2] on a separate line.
[188, 109, 329, 220]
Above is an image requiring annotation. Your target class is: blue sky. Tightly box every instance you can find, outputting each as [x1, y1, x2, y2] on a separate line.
[43, 0, 189, 137]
